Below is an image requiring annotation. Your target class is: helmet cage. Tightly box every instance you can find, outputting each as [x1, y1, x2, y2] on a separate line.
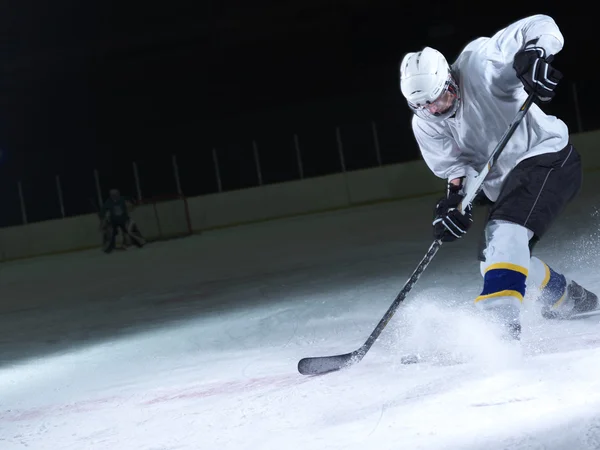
[407, 74, 460, 122]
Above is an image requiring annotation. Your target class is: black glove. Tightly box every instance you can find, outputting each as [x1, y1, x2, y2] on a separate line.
[432, 183, 473, 242]
[513, 39, 562, 103]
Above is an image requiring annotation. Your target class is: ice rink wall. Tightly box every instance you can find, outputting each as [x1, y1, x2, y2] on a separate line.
[1, 130, 599, 261]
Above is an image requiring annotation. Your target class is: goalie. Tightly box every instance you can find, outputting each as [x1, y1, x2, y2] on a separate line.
[100, 188, 145, 252]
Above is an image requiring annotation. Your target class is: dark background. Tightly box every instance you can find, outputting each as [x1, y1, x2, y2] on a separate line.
[0, 2, 595, 227]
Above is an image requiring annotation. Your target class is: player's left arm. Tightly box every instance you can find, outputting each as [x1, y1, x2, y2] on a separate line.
[492, 14, 564, 101]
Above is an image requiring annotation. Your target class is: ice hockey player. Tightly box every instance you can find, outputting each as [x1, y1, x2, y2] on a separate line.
[399, 14, 597, 339]
[100, 188, 144, 249]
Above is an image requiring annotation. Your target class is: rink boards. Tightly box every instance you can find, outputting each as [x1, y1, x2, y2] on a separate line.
[0, 129, 599, 262]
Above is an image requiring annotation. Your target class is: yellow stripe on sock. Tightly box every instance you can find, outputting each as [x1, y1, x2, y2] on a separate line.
[541, 263, 551, 289]
[475, 290, 524, 304]
[484, 263, 529, 277]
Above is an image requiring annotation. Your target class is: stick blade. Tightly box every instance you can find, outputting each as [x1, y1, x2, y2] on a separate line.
[297, 351, 359, 376]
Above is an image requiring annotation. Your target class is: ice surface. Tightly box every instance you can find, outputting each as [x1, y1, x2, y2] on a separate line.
[1, 180, 600, 450]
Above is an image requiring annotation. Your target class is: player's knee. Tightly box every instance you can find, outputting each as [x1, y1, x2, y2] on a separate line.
[481, 220, 531, 269]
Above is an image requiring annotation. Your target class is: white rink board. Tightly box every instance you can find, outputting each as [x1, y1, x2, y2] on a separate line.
[0, 129, 599, 261]
[153, 198, 190, 239]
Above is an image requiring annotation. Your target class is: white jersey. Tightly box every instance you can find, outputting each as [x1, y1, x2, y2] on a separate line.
[411, 15, 569, 201]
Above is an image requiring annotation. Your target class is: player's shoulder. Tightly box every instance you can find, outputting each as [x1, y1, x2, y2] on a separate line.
[453, 37, 495, 70]
[453, 36, 505, 90]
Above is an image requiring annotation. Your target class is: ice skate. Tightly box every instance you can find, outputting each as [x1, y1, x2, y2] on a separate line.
[505, 321, 521, 341]
[542, 280, 598, 320]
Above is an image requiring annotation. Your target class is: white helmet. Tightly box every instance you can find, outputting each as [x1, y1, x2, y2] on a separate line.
[399, 47, 460, 122]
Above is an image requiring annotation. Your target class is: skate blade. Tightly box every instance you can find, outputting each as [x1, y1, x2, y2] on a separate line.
[569, 309, 600, 320]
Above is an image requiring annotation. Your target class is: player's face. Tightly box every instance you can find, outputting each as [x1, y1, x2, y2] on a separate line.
[424, 90, 456, 116]
[407, 79, 459, 122]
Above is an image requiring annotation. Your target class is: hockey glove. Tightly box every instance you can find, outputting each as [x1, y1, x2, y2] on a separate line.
[513, 39, 562, 103]
[432, 183, 473, 242]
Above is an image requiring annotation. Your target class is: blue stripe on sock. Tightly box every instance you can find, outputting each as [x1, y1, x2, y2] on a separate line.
[480, 268, 527, 298]
[542, 265, 566, 305]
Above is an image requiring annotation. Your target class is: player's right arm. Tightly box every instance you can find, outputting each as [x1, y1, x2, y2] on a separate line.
[412, 117, 467, 183]
[411, 117, 474, 242]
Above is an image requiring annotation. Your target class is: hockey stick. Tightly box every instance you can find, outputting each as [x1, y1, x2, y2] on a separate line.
[298, 92, 536, 376]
